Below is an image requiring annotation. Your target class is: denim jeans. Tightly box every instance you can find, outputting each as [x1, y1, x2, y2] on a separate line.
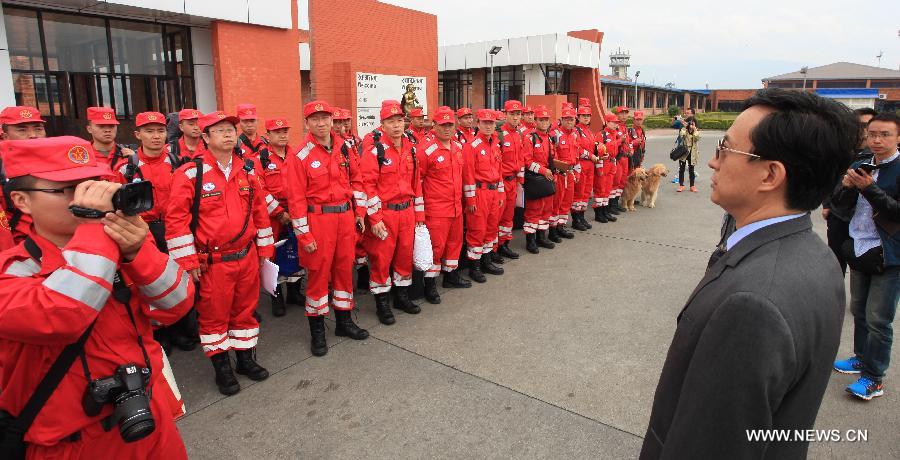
[850, 266, 900, 381]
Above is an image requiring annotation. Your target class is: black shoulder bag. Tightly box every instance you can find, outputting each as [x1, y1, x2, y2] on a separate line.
[522, 132, 556, 200]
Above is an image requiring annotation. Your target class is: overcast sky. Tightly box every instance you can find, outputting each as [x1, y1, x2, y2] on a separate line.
[383, 0, 900, 89]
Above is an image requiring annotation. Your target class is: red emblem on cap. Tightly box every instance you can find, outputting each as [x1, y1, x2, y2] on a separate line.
[147, 114, 158, 121]
[192, 111, 199, 117]
[245, 109, 253, 115]
[390, 107, 399, 114]
[442, 115, 450, 121]
[67, 145, 90, 165]
[314, 104, 323, 112]
[275, 120, 284, 127]
[102, 112, 113, 120]
[19, 110, 33, 119]
[217, 113, 226, 119]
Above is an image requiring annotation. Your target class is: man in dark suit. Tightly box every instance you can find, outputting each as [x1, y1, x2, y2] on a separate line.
[641, 89, 859, 460]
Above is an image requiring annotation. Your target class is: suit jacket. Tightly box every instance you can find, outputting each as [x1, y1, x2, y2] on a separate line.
[640, 214, 845, 460]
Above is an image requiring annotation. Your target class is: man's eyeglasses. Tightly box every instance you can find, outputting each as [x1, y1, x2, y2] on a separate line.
[866, 131, 896, 140]
[16, 185, 78, 194]
[715, 139, 761, 160]
[208, 127, 237, 136]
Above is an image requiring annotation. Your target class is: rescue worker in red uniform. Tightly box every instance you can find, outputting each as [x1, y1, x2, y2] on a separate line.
[165, 111, 273, 396]
[0, 136, 193, 458]
[250, 117, 294, 317]
[496, 100, 525, 262]
[0, 106, 47, 252]
[521, 106, 536, 132]
[417, 106, 471, 304]
[236, 103, 267, 158]
[86, 107, 134, 169]
[629, 110, 647, 169]
[407, 108, 434, 145]
[522, 105, 558, 254]
[360, 101, 425, 324]
[167, 109, 203, 161]
[571, 104, 601, 231]
[548, 107, 578, 242]
[593, 113, 621, 223]
[462, 109, 505, 283]
[456, 107, 478, 144]
[332, 108, 369, 271]
[611, 106, 632, 214]
[284, 101, 369, 356]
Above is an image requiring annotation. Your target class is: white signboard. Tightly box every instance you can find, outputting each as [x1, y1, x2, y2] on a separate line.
[356, 72, 427, 135]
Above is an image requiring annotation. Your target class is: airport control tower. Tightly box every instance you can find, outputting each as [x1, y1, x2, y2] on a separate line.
[610, 48, 631, 80]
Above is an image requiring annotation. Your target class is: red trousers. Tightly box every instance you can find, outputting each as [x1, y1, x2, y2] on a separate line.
[465, 188, 500, 260]
[198, 245, 260, 357]
[364, 207, 414, 294]
[523, 195, 553, 233]
[424, 214, 463, 277]
[27, 392, 187, 459]
[614, 156, 629, 197]
[572, 160, 594, 212]
[300, 210, 357, 316]
[551, 173, 575, 227]
[498, 178, 518, 244]
[594, 159, 616, 206]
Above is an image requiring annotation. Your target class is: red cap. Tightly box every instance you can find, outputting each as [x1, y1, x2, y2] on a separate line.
[604, 113, 620, 123]
[380, 102, 404, 121]
[1, 106, 45, 125]
[577, 106, 592, 115]
[456, 107, 473, 118]
[409, 108, 425, 118]
[135, 111, 167, 128]
[560, 108, 576, 118]
[523, 106, 534, 113]
[614, 105, 630, 114]
[199, 111, 239, 132]
[476, 109, 496, 122]
[178, 109, 201, 121]
[341, 109, 352, 120]
[496, 111, 507, 121]
[236, 103, 258, 120]
[266, 118, 291, 131]
[86, 107, 119, 125]
[503, 100, 523, 112]
[534, 107, 550, 118]
[304, 101, 333, 119]
[561, 102, 574, 110]
[634, 111, 645, 120]
[2, 136, 112, 181]
[381, 100, 400, 108]
[432, 107, 455, 125]
[578, 98, 590, 107]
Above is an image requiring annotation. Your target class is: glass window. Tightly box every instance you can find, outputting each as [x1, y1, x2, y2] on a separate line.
[656, 92, 665, 109]
[4, 8, 43, 71]
[110, 20, 165, 75]
[42, 12, 109, 73]
[486, 66, 524, 110]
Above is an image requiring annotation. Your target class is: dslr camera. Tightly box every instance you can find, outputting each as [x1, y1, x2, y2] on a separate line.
[82, 363, 155, 443]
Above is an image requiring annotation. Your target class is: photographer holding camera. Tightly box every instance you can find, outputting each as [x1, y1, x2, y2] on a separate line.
[677, 116, 701, 193]
[0, 136, 193, 458]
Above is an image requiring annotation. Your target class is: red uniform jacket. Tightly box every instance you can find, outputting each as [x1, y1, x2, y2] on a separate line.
[166, 137, 201, 161]
[408, 127, 434, 145]
[456, 127, 477, 145]
[112, 148, 176, 223]
[499, 123, 525, 183]
[90, 144, 127, 177]
[250, 148, 292, 220]
[615, 125, 632, 157]
[360, 132, 425, 225]
[628, 126, 646, 152]
[0, 225, 193, 446]
[238, 134, 267, 159]
[462, 132, 504, 207]
[523, 130, 555, 176]
[574, 124, 598, 162]
[551, 127, 578, 169]
[600, 127, 620, 161]
[418, 138, 464, 218]
[165, 149, 274, 271]
[284, 133, 367, 247]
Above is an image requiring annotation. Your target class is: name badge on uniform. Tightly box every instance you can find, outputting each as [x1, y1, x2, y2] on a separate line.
[311, 160, 321, 169]
[437, 155, 445, 163]
[561, 140, 567, 145]
[201, 191, 222, 199]
[267, 163, 277, 170]
[503, 142, 511, 147]
[480, 150, 486, 156]
[535, 143, 542, 148]
[383, 158, 393, 166]
[202, 182, 216, 192]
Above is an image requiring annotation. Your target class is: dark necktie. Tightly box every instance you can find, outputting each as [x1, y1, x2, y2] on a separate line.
[707, 244, 727, 270]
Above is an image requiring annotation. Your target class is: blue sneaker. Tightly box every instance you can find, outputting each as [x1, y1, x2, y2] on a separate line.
[833, 356, 863, 374]
[846, 377, 884, 401]
[671, 178, 679, 184]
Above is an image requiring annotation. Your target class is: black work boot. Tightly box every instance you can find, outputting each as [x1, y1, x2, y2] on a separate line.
[334, 309, 369, 339]
[571, 212, 588, 231]
[580, 211, 593, 229]
[393, 286, 422, 314]
[442, 269, 472, 288]
[593, 207, 608, 223]
[286, 280, 302, 305]
[499, 242, 520, 259]
[271, 284, 286, 317]
[548, 227, 562, 243]
[614, 196, 627, 213]
[307, 315, 328, 357]
[536, 230, 556, 249]
[210, 352, 241, 396]
[604, 206, 618, 222]
[468, 263, 486, 283]
[525, 233, 540, 254]
[490, 250, 505, 264]
[153, 328, 173, 355]
[610, 197, 624, 214]
[374, 293, 395, 325]
[481, 254, 504, 275]
[235, 348, 269, 381]
[557, 224, 575, 239]
[423, 277, 441, 304]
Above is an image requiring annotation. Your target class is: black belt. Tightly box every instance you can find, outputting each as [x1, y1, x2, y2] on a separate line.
[503, 175, 516, 181]
[386, 200, 411, 211]
[475, 182, 499, 190]
[307, 202, 350, 214]
[201, 242, 252, 264]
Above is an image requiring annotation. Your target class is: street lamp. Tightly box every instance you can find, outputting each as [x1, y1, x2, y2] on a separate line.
[489, 46, 502, 110]
[634, 70, 640, 109]
[800, 66, 808, 91]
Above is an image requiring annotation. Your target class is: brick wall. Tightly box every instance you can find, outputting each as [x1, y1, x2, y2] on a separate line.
[566, 29, 605, 129]
[308, 0, 437, 121]
[709, 89, 758, 110]
[471, 69, 486, 109]
[210, 17, 304, 144]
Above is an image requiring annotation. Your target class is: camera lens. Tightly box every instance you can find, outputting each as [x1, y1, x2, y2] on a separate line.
[113, 391, 156, 443]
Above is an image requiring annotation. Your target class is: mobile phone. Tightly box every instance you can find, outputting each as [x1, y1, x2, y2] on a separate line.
[857, 163, 877, 174]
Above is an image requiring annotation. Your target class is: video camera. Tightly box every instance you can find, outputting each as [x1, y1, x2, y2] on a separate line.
[69, 181, 154, 219]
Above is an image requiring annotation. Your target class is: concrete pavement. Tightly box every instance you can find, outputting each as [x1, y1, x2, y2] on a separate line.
[173, 131, 898, 459]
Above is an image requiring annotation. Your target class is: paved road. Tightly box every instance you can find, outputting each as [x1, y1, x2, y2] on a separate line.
[173, 131, 898, 459]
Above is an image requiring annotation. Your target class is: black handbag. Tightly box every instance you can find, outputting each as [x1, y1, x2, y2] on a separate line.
[669, 136, 688, 162]
[523, 133, 556, 200]
[842, 239, 885, 276]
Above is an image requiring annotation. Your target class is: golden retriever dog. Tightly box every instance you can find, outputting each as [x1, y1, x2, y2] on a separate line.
[623, 167, 647, 211]
[641, 163, 669, 209]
